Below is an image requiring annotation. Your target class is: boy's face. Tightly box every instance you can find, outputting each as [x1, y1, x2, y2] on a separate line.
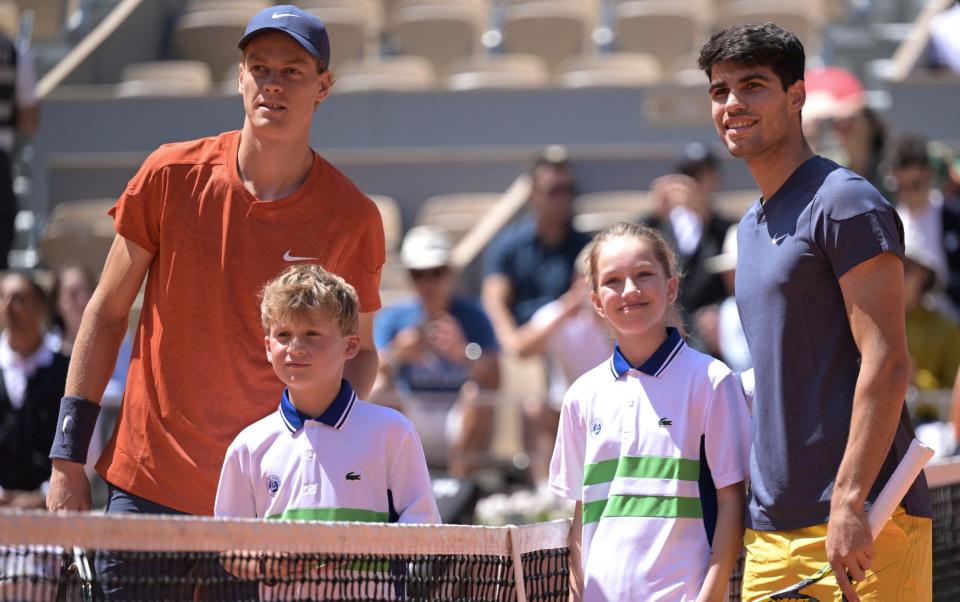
[264, 310, 359, 394]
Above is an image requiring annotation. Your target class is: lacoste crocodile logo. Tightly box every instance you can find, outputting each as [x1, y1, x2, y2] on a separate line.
[345, 472, 361, 481]
[658, 417, 672, 427]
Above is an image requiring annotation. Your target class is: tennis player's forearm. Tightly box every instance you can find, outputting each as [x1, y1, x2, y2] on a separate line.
[833, 356, 910, 508]
[64, 308, 130, 403]
[697, 485, 745, 602]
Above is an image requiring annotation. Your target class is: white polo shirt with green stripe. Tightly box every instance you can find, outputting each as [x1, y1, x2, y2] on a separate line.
[214, 380, 440, 525]
[549, 329, 751, 601]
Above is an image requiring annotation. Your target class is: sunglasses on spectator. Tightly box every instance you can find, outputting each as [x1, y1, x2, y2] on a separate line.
[409, 267, 450, 281]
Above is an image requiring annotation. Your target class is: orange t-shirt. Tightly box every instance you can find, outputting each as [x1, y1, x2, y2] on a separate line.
[96, 130, 385, 515]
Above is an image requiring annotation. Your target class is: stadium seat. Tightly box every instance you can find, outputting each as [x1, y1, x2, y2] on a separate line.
[40, 199, 116, 274]
[384, 0, 488, 76]
[370, 192, 413, 303]
[713, 1, 821, 55]
[116, 61, 213, 97]
[445, 54, 550, 91]
[414, 192, 502, 244]
[614, 1, 703, 76]
[302, 0, 384, 69]
[0, 1, 17, 38]
[173, 9, 256, 78]
[333, 56, 437, 92]
[559, 52, 663, 88]
[46, 198, 115, 226]
[500, 0, 597, 74]
[14, 0, 65, 41]
[367, 194, 403, 254]
[184, 0, 269, 13]
[573, 190, 654, 234]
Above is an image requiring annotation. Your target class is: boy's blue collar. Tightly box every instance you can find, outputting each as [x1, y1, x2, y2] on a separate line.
[278, 379, 357, 433]
[609, 327, 684, 379]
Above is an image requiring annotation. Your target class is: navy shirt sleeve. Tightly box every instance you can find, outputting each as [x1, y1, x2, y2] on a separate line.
[812, 186, 904, 279]
[483, 229, 513, 279]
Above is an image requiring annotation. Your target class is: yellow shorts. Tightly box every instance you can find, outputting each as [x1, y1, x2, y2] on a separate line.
[741, 507, 932, 602]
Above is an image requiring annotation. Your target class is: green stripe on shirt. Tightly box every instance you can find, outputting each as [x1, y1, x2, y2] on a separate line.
[267, 508, 390, 522]
[582, 494, 703, 524]
[582, 455, 700, 485]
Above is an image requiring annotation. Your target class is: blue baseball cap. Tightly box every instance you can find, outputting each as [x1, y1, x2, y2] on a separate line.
[238, 5, 331, 68]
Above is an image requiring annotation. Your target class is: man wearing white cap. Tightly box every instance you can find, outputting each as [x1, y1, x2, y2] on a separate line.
[45, 5, 385, 597]
[371, 226, 499, 478]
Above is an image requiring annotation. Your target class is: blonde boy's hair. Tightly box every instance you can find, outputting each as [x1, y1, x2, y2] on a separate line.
[260, 264, 359, 336]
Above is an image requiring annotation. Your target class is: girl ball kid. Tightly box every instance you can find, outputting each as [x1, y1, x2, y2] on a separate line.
[548, 222, 751, 601]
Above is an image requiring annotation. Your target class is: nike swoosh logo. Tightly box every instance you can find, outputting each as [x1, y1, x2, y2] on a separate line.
[283, 250, 318, 261]
[771, 234, 788, 246]
[272, 12, 299, 19]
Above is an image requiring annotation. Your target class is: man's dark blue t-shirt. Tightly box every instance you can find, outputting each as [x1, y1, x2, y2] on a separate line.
[735, 156, 932, 530]
[483, 217, 590, 325]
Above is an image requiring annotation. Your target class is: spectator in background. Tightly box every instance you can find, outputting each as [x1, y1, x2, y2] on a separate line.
[48, 264, 130, 404]
[482, 152, 590, 486]
[829, 107, 889, 194]
[802, 66, 889, 195]
[0, 30, 38, 269]
[904, 227, 960, 457]
[372, 226, 500, 478]
[644, 142, 733, 343]
[702, 225, 751, 373]
[889, 134, 960, 317]
[0, 271, 68, 508]
[511, 247, 610, 492]
[923, 0, 960, 74]
[902, 229, 960, 394]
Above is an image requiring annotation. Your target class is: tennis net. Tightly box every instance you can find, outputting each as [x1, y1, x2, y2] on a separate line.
[0, 513, 569, 601]
[0, 458, 957, 601]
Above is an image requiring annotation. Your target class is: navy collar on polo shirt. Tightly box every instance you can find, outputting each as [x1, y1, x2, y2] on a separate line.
[608, 327, 684, 379]
[279, 379, 357, 433]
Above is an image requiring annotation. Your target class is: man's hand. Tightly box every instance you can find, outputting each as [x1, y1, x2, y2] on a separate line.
[650, 173, 706, 218]
[391, 327, 427, 364]
[46, 459, 92, 512]
[826, 503, 875, 602]
[424, 314, 469, 364]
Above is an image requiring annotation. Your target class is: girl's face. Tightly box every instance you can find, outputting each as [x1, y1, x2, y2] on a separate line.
[591, 236, 678, 339]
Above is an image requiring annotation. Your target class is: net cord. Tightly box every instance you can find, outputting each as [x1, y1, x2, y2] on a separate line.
[0, 511, 571, 556]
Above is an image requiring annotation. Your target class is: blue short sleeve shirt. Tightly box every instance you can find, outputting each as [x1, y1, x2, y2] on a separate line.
[374, 297, 498, 393]
[735, 156, 932, 530]
[483, 217, 590, 325]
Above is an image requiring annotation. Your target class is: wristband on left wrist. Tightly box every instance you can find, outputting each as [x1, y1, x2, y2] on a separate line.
[49, 396, 101, 464]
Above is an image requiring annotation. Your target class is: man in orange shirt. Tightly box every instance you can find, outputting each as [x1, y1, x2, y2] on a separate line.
[45, 5, 384, 597]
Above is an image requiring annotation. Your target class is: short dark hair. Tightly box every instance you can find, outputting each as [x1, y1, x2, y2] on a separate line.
[889, 134, 931, 171]
[698, 23, 806, 91]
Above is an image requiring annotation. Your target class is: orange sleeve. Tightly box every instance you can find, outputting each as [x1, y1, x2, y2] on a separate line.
[108, 147, 171, 255]
[350, 200, 385, 313]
